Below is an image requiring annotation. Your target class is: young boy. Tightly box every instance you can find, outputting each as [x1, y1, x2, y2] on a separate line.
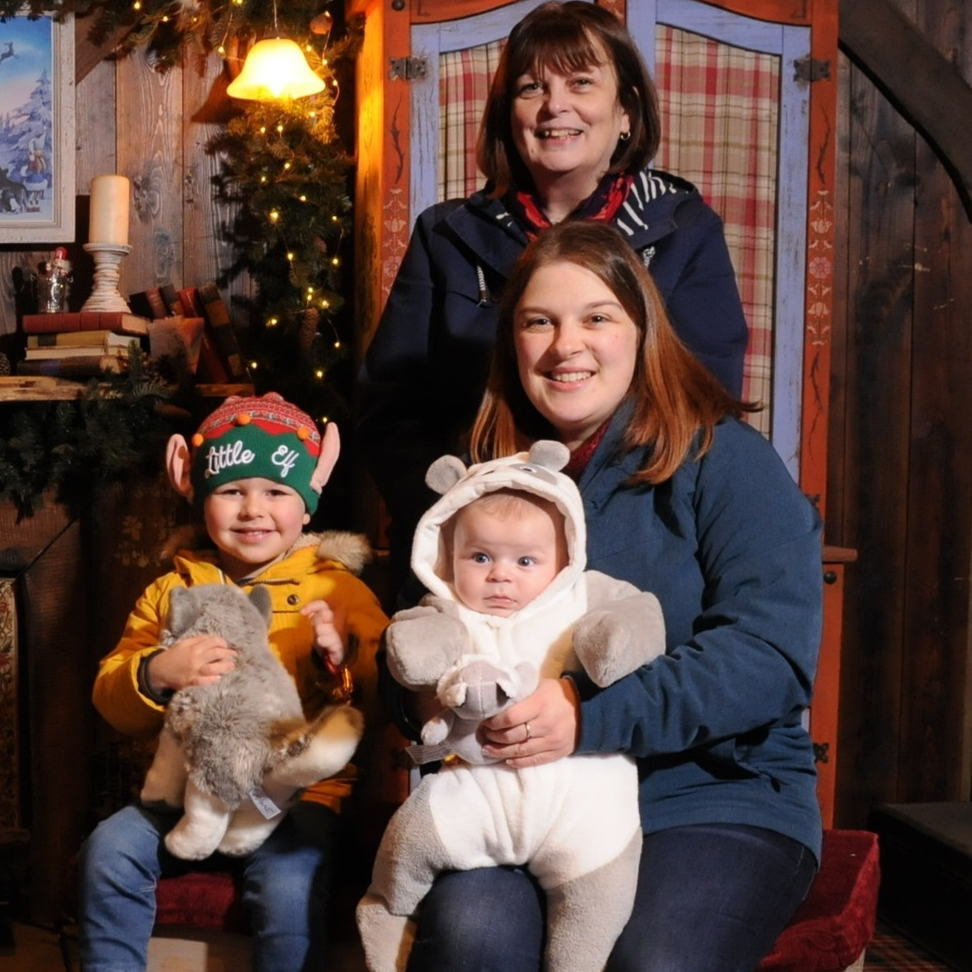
[78, 392, 389, 972]
[358, 442, 667, 972]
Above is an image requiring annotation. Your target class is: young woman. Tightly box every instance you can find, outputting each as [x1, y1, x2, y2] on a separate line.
[391, 221, 822, 972]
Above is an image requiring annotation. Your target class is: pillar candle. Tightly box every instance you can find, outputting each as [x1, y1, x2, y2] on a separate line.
[89, 174, 131, 245]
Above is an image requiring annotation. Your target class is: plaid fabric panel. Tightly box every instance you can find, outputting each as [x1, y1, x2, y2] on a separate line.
[655, 25, 779, 432]
[436, 26, 779, 434]
[439, 41, 504, 201]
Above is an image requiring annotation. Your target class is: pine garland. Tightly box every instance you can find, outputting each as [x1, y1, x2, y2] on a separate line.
[0, 353, 193, 517]
[1, 1, 360, 509]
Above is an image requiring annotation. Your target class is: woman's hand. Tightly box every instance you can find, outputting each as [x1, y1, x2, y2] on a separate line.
[147, 634, 236, 693]
[480, 676, 580, 767]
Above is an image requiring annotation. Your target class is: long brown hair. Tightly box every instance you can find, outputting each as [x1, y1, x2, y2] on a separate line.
[476, 1, 661, 196]
[469, 221, 757, 483]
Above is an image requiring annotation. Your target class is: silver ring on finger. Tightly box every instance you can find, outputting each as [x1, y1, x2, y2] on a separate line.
[524, 722, 532, 742]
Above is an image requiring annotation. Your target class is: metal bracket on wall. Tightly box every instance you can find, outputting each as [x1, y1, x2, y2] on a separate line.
[794, 57, 831, 83]
[389, 57, 428, 81]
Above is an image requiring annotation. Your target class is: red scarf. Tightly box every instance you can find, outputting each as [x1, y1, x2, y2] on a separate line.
[505, 173, 634, 240]
[563, 420, 611, 481]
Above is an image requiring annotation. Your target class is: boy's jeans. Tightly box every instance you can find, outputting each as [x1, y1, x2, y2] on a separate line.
[78, 800, 339, 972]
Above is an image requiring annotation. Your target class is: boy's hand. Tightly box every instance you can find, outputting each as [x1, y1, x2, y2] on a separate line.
[148, 634, 236, 693]
[302, 599, 347, 671]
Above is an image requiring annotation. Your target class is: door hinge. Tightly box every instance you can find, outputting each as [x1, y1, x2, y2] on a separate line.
[794, 57, 831, 83]
[389, 56, 428, 81]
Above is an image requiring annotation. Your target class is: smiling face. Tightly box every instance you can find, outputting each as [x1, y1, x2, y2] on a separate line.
[510, 40, 630, 209]
[514, 260, 640, 451]
[451, 492, 566, 618]
[203, 477, 310, 581]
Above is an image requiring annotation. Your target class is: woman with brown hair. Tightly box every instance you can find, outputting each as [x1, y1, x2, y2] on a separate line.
[358, 1, 748, 600]
[390, 220, 821, 972]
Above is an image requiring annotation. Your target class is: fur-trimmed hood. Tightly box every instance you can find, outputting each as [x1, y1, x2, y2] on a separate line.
[160, 526, 372, 577]
[411, 441, 585, 614]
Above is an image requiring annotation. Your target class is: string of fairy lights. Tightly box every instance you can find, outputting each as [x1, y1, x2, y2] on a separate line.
[2, 0, 357, 425]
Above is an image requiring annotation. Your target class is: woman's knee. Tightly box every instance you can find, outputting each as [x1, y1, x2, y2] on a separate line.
[409, 868, 544, 972]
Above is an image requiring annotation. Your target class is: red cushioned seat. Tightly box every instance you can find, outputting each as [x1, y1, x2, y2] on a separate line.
[155, 830, 880, 972]
[155, 871, 247, 933]
[758, 830, 880, 972]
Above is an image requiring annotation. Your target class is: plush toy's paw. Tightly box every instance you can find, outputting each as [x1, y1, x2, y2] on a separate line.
[164, 782, 232, 861]
[356, 893, 416, 972]
[420, 711, 453, 746]
[385, 608, 469, 688]
[140, 728, 188, 809]
[572, 592, 666, 686]
[218, 799, 287, 857]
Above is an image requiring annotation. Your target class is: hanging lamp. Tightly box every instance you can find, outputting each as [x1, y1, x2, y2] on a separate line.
[227, 0, 325, 101]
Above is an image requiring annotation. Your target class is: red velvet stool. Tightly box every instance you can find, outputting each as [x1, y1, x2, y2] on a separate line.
[758, 830, 881, 972]
[154, 830, 880, 972]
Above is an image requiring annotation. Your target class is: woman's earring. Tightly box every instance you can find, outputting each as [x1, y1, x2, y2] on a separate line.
[619, 131, 631, 142]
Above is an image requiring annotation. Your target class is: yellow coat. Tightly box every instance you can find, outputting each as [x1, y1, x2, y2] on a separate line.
[92, 531, 389, 812]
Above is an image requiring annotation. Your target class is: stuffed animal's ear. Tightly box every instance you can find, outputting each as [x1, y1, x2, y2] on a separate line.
[528, 440, 570, 472]
[248, 585, 273, 627]
[309, 422, 340, 494]
[166, 435, 194, 499]
[425, 454, 467, 495]
[166, 586, 188, 635]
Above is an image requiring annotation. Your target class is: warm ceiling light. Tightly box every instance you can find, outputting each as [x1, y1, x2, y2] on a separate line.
[227, 37, 325, 100]
[226, 0, 325, 101]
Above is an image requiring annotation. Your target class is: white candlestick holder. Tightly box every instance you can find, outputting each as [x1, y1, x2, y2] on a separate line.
[80, 242, 133, 313]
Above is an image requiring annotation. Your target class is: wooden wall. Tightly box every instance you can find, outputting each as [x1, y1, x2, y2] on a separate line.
[3, 1, 972, 833]
[829, 0, 972, 826]
[0, 35, 252, 340]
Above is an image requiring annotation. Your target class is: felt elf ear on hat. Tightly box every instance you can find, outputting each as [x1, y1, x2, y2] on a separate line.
[166, 393, 340, 513]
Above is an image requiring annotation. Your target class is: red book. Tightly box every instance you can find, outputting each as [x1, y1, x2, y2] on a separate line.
[128, 287, 168, 320]
[21, 312, 152, 336]
[197, 282, 249, 381]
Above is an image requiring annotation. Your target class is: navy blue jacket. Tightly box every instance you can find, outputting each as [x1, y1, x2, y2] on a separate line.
[575, 403, 823, 860]
[379, 402, 824, 860]
[358, 170, 749, 591]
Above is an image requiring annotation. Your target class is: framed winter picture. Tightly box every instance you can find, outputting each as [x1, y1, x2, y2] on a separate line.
[0, 10, 75, 243]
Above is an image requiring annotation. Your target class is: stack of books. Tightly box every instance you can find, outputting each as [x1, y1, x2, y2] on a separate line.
[129, 282, 250, 383]
[17, 312, 151, 378]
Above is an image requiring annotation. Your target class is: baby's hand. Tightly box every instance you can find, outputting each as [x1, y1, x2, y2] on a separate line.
[302, 599, 347, 671]
[149, 634, 236, 693]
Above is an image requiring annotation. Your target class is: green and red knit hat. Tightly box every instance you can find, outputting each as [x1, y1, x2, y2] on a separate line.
[190, 393, 323, 513]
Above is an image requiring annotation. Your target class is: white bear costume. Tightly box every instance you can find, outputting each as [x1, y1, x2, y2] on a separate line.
[357, 442, 666, 972]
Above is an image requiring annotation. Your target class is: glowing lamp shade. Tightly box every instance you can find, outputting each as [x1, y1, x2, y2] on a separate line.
[227, 38, 325, 100]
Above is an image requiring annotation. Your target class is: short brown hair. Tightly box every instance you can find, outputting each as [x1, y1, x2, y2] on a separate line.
[476, 1, 661, 195]
[469, 221, 756, 483]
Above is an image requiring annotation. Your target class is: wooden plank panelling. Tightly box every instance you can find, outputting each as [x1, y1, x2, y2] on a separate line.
[831, 39, 916, 826]
[115, 49, 185, 295]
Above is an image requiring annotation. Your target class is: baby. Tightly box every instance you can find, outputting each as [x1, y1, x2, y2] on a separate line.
[358, 441, 667, 972]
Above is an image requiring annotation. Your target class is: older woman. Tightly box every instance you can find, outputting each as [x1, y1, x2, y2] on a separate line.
[390, 220, 821, 972]
[358, 1, 749, 599]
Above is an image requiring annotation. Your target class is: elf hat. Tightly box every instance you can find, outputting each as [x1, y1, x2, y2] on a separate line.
[189, 392, 325, 513]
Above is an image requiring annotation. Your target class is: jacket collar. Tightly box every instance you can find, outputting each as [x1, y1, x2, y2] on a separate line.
[445, 167, 699, 274]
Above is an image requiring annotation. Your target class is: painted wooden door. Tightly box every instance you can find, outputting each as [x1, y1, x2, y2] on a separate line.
[347, 0, 843, 822]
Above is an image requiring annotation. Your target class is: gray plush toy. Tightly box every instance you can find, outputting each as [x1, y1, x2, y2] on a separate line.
[140, 582, 364, 860]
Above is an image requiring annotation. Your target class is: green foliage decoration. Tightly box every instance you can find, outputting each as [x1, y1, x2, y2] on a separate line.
[0, 350, 194, 518]
[1, 1, 361, 511]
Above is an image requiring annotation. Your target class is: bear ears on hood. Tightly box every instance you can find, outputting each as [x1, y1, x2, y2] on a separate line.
[425, 440, 570, 495]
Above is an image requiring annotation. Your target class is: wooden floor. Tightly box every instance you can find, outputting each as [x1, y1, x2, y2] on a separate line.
[0, 918, 958, 972]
